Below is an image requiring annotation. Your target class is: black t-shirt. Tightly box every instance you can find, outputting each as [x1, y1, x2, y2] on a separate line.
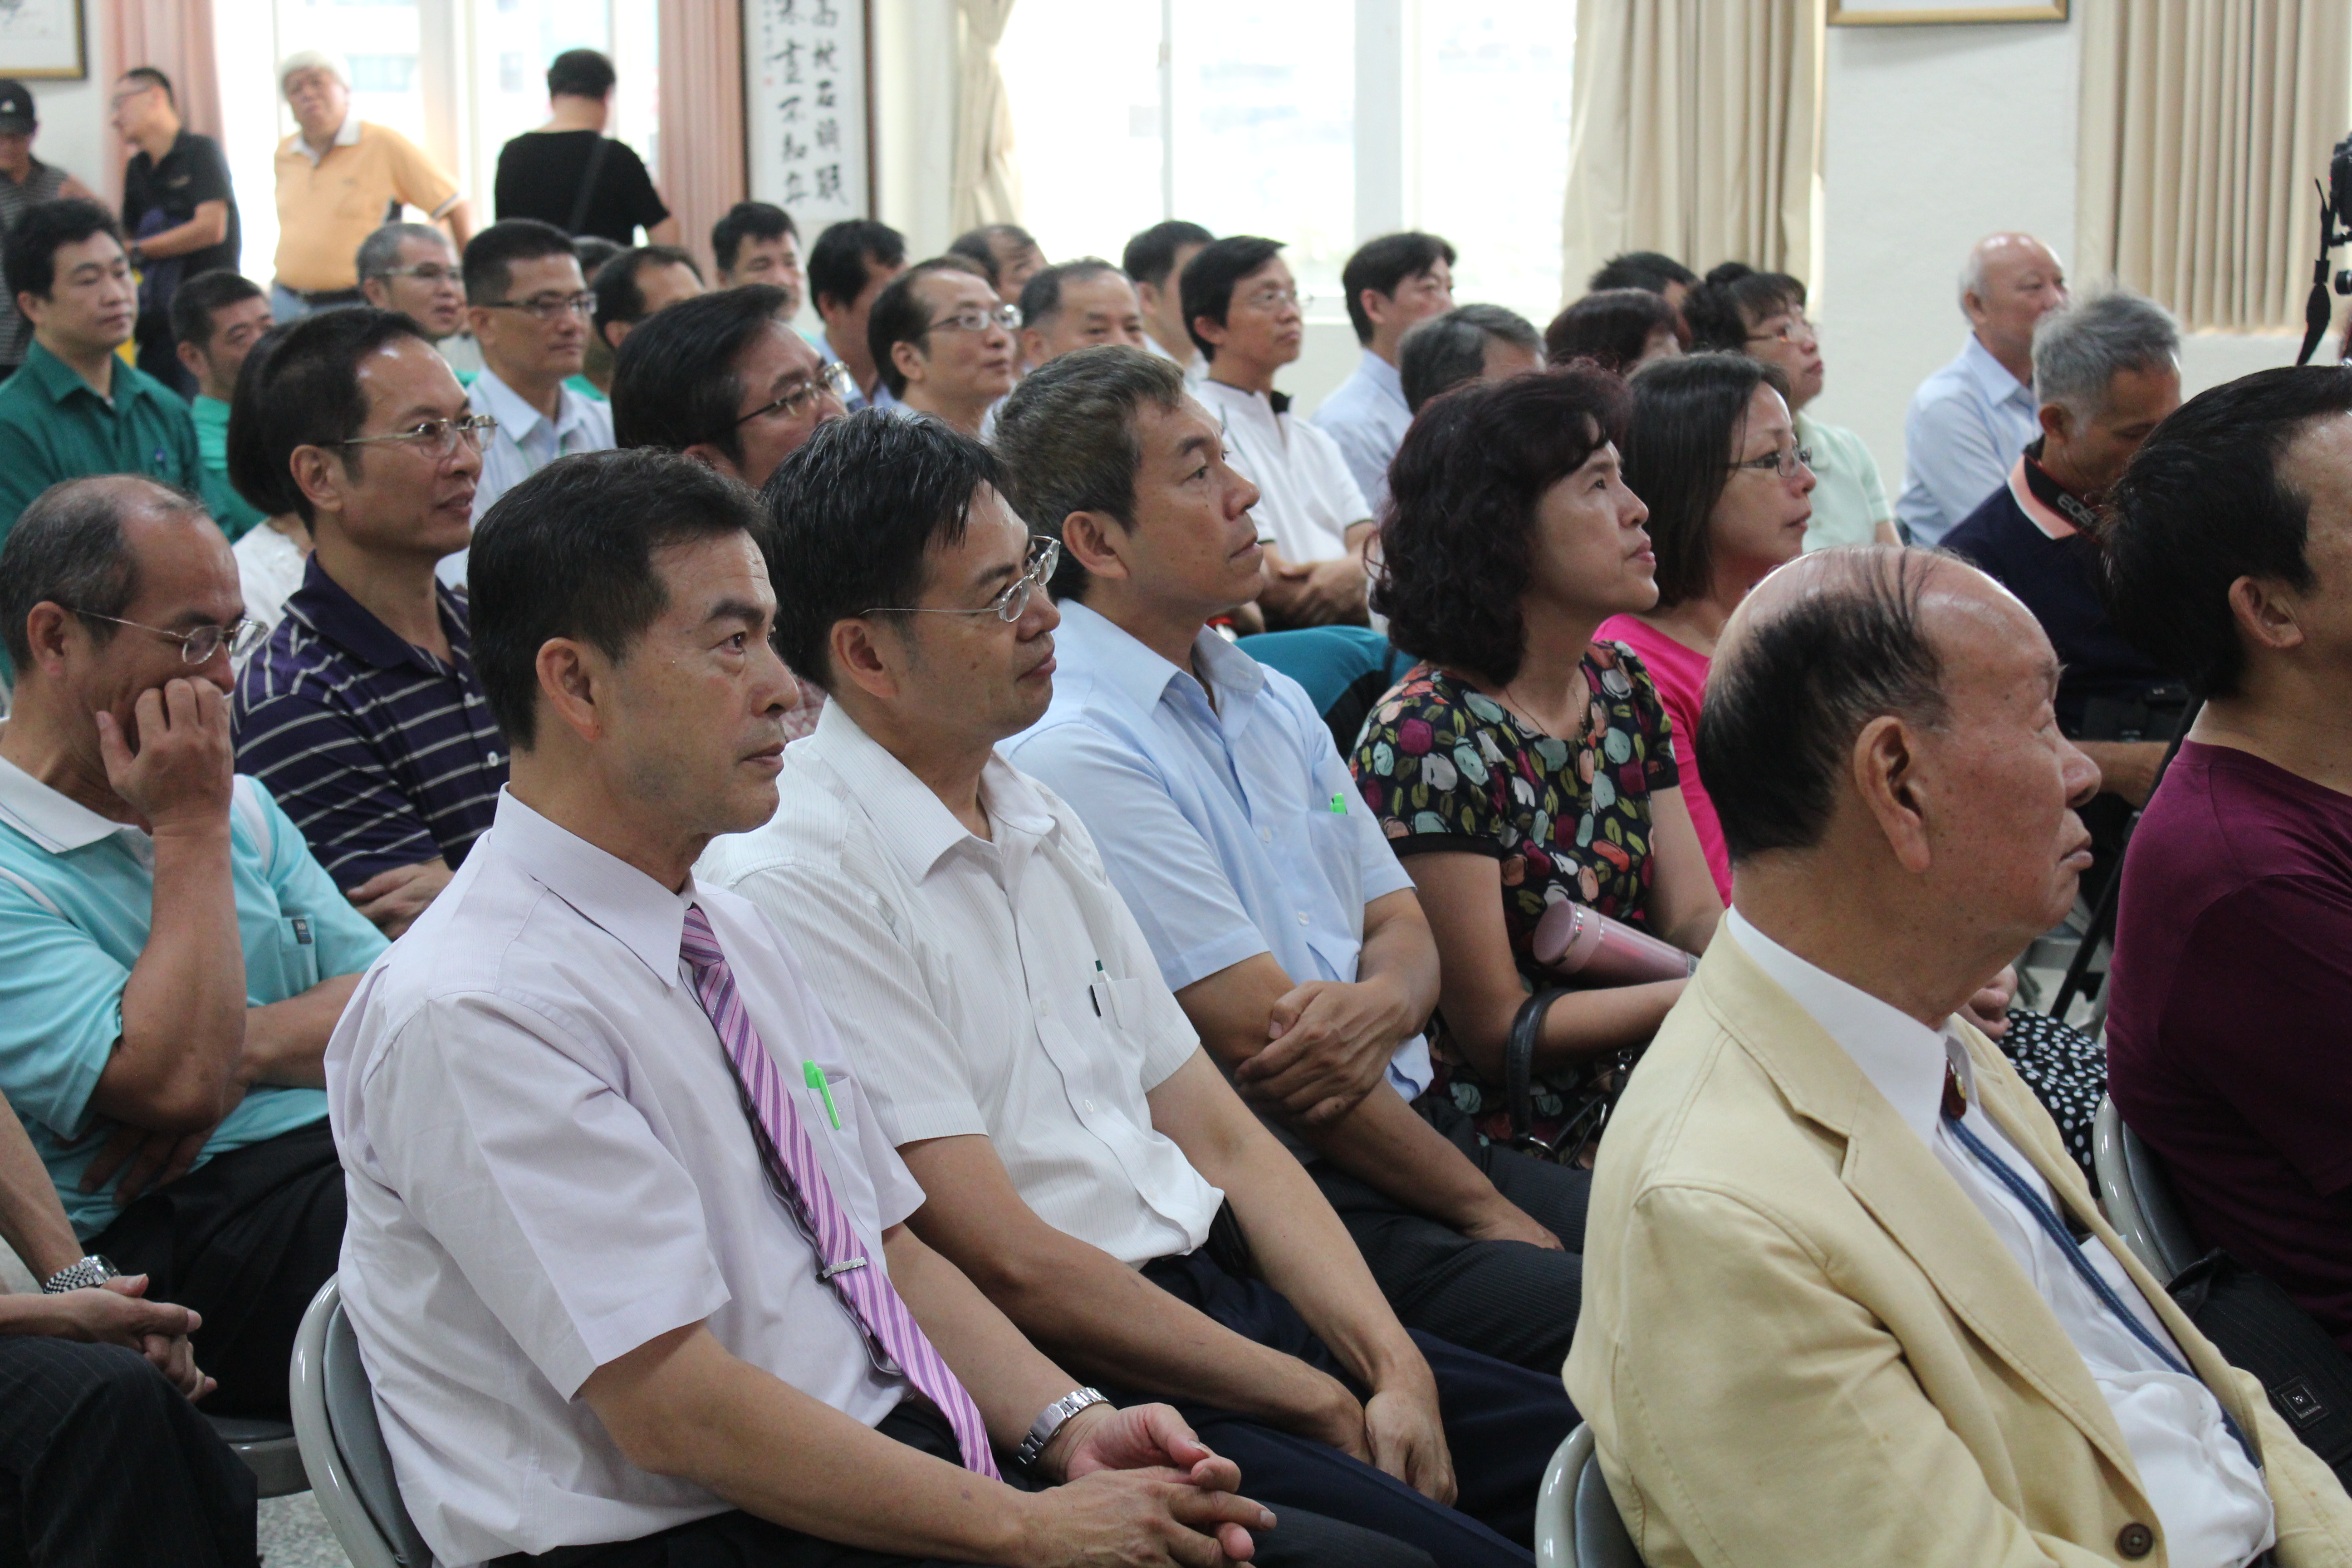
[121, 129, 240, 280]
[493, 130, 668, 244]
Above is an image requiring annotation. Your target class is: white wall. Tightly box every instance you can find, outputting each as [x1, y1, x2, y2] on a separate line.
[17, 3, 114, 200]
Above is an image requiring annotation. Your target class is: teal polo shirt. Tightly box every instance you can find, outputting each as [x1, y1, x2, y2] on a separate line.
[0, 756, 387, 1237]
[191, 394, 266, 542]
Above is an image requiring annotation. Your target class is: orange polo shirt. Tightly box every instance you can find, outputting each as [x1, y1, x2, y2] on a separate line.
[272, 119, 460, 292]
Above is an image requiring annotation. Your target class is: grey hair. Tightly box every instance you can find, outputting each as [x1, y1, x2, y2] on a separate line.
[1399, 304, 1544, 415]
[993, 345, 1189, 604]
[2032, 287, 2180, 420]
[0, 477, 207, 670]
[278, 49, 350, 92]
[356, 222, 452, 284]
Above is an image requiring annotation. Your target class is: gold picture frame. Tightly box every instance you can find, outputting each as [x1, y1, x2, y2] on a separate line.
[1829, 0, 2067, 23]
[0, 0, 88, 80]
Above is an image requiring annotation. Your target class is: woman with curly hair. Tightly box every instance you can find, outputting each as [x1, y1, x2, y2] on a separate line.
[1350, 367, 1721, 1156]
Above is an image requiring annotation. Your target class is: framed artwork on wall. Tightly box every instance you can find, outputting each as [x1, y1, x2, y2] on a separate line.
[743, 0, 875, 226]
[0, 0, 87, 79]
[1829, 0, 2066, 22]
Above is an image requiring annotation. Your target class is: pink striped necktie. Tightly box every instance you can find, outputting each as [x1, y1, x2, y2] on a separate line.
[679, 904, 1000, 1478]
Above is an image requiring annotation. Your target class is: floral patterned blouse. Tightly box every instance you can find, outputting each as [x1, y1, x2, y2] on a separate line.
[1349, 644, 1680, 1152]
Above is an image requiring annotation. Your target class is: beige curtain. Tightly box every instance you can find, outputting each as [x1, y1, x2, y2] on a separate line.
[951, 0, 1020, 234]
[103, 0, 225, 208]
[658, 0, 747, 279]
[1559, 0, 1822, 309]
[2078, 1, 2352, 331]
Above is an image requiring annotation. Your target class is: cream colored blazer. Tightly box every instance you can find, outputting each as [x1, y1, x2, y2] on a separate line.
[1563, 926, 2352, 1568]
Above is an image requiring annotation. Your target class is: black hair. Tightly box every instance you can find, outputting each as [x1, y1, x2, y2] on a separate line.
[947, 223, 1040, 290]
[760, 410, 1002, 687]
[1621, 353, 1788, 608]
[1544, 289, 1684, 374]
[0, 476, 204, 669]
[571, 234, 625, 280]
[1122, 220, 1214, 289]
[470, 448, 764, 749]
[2102, 364, 2352, 698]
[120, 66, 175, 107]
[462, 218, 580, 304]
[590, 244, 701, 338]
[1397, 304, 1540, 415]
[1018, 258, 1124, 331]
[168, 268, 266, 353]
[1180, 235, 1284, 361]
[994, 345, 1188, 603]
[546, 48, 616, 101]
[1681, 261, 1805, 354]
[612, 284, 796, 464]
[1700, 548, 1951, 859]
[228, 307, 432, 524]
[808, 218, 907, 314]
[712, 201, 797, 275]
[1376, 366, 1631, 685]
[865, 255, 990, 399]
[4, 198, 124, 304]
[1341, 231, 1455, 344]
[1588, 251, 1699, 296]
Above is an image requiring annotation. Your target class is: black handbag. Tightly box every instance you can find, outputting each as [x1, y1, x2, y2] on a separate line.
[2170, 1249, 2352, 1491]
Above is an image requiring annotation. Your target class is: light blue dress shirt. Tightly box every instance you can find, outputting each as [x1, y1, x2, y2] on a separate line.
[1005, 602, 1431, 1135]
[1895, 334, 2041, 545]
[0, 760, 386, 1236]
[1309, 348, 1411, 515]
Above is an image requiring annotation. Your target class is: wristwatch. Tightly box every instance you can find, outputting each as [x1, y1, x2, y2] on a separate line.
[42, 1254, 120, 1294]
[1014, 1386, 1110, 1472]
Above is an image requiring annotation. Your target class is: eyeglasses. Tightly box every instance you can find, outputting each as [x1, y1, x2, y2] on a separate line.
[108, 83, 159, 110]
[378, 264, 460, 285]
[72, 611, 267, 664]
[1729, 445, 1814, 480]
[338, 413, 500, 457]
[1745, 315, 1818, 346]
[864, 536, 1059, 624]
[927, 304, 1022, 335]
[1240, 286, 1312, 313]
[735, 361, 858, 427]
[483, 293, 595, 323]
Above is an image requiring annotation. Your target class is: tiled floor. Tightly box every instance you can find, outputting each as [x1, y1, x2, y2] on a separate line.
[261, 1493, 353, 1567]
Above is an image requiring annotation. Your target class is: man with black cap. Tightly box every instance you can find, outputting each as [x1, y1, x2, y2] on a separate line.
[0, 79, 99, 382]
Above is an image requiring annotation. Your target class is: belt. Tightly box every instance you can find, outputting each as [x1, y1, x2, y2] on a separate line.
[276, 283, 365, 304]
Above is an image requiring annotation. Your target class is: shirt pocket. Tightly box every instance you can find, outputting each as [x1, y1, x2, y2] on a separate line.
[248, 913, 322, 1002]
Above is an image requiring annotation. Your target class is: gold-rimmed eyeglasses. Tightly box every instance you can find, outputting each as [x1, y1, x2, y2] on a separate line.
[735, 361, 859, 427]
[72, 611, 268, 664]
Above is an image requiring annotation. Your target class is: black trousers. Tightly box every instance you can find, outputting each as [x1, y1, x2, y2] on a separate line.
[88, 1120, 345, 1418]
[0, 1337, 257, 1568]
[1313, 1096, 1590, 1376]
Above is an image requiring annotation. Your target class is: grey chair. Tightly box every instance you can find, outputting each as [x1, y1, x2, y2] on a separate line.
[1537, 1423, 1644, 1568]
[289, 1277, 435, 1568]
[206, 1413, 309, 1499]
[2093, 1096, 2204, 1283]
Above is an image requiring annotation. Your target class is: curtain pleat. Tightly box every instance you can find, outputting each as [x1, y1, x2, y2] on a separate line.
[658, 0, 747, 280]
[103, 0, 225, 210]
[951, 0, 1020, 235]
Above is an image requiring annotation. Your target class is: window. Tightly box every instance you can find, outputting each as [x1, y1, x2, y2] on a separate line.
[1002, 0, 1574, 323]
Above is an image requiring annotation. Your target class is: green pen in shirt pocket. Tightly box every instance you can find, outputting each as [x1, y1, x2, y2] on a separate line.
[802, 1060, 842, 1129]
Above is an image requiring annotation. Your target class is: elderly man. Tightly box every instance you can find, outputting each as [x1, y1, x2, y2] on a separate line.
[950, 221, 1048, 299]
[1397, 305, 1543, 416]
[1567, 544, 2352, 1568]
[356, 220, 475, 373]
[1311, 233, 1456, 510]
[1896, 232, 2069, 544]
[1124, 220, 1214, 382]
[167, 270, 274, 542]
[110, 66, 239, 397]
[867, 255, 1017, 440]
[270, 50, 469, 319]
[0, 477, 386, 1417]
[0, 78, 99, 382]
[330, 446, 1274, 1568]
[2104, 365, 2352, 1366]
[1017, 258, 1148, 369]
[809, 217, 908, 411]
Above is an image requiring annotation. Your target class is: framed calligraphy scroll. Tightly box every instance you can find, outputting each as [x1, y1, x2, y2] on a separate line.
[743, 0, 875, 228]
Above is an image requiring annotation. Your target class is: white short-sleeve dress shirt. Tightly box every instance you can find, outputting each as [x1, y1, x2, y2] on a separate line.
[1894, 333, 2040, 545]
[328, 789, 928, 1568]
[1194, 377, 1370, 564]
[697, 702, 1223, 1268]
[1726, 910, 2276, 1568]
[1309, 349, 1410, 515]
[440, 367, 617, 584]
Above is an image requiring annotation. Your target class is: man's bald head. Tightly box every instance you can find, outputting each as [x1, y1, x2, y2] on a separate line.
[1960, 232, 2068, 370]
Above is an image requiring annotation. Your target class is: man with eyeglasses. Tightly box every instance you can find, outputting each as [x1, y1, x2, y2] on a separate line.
[453, 219, 614, 581]
[357, 221, 480, 377]
[866, 255, 1019, 441]
[1185, 237, 1371, 630]
[0, 474, 387, 1418]
[1312, 233, 1455, 515]
[228, 307, 507, 944]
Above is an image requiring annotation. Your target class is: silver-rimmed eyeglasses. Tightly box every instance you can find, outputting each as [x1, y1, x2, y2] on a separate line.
[72, 611, 268, 664]
[483, 292, 595, 323]
[929, 304, 1023, 335]
[338, 413, 500, 457]
[863, 536, 1059, 624]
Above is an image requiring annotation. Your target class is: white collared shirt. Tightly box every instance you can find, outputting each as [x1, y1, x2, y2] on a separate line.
[1895, 333, 2041, 545]
[697, 703, 1223, 1267]
[289, 111, 364, 166]
[1309, 349, 1410, 514]
[1726, 909, 2276, 1568]
[1143, 331, 1210, 386]
[329, 790, 928, 1568]
[440, 367, 617, 584]
[1194, 377, 1370, 564]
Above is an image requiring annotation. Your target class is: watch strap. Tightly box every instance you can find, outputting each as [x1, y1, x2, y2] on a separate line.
[1014, 1386, 1109, 1471]
[41, 1255, 120, 1294]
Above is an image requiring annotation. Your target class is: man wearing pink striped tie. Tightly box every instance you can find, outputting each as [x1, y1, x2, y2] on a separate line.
[324, 450, 1280, 1568]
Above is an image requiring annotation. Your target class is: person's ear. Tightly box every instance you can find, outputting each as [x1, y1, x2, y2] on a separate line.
[1360, 287, 1391, 330]
[360, 279, 387, 310]
[464, 303, 494, 341]
[825, 617, 903, 703]
[1850, 713, 1934, 875]
[2228, 574, 2308, 656]
[534, 637, 609, 744]
[681, 441, 746, 485]
[1191, 313, 1228, 354]
[2038, 401, 2070, 446]
[1018, 327, 1047, 367]
[287, 444, 348, 522]
[890, 338, 926, 387]
[17, 290, 46, 331]
[176, 338, 206, 381]
[1061, 512, 1131, 588]
[601, 318, 630, 353]
[20, 601, 81, 677]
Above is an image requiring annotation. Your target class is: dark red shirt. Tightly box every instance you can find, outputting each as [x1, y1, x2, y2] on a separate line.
[2108, 740, 2352, 1348]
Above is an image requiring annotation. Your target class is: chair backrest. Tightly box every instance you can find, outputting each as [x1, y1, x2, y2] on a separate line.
[289, 1277, 436, 1568]
[2092, 1096, 2204, 1283]
[1537, 1423, 1646, 1568]
[1574, 1438, 1645, 1568]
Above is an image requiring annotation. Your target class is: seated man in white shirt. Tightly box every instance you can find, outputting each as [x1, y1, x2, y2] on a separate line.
[328, 447, 1274, 1568]
[703, 411, 1573, 1568]
[867, 256, 1019, 442]
[1184, 237, 1372, 630]
[1566, 544, 2352, 1567]
[1310, 233, 1455, 514]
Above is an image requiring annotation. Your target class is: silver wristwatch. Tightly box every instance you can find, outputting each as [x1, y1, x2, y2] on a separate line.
[1014, 1386, 1110, 1472]
[42, 1255, 120, 1294]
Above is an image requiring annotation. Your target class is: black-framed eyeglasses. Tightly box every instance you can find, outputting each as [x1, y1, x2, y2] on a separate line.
[734, 361, 858, 427]
[338, 413, 499, 457]
[863, 536, 1059, 624]
[1730, 445, 1814, 480]
[71, 611, 267, 664]
[483, 292, 594, 323]
[928, 304, 1022, 335]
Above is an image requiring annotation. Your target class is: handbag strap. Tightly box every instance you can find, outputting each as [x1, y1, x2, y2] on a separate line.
[1506, 988, 1572, 1148]
[565, 135, 615, 237]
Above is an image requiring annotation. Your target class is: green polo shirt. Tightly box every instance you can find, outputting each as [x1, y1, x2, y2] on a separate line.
[190, 395, 266, 543]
